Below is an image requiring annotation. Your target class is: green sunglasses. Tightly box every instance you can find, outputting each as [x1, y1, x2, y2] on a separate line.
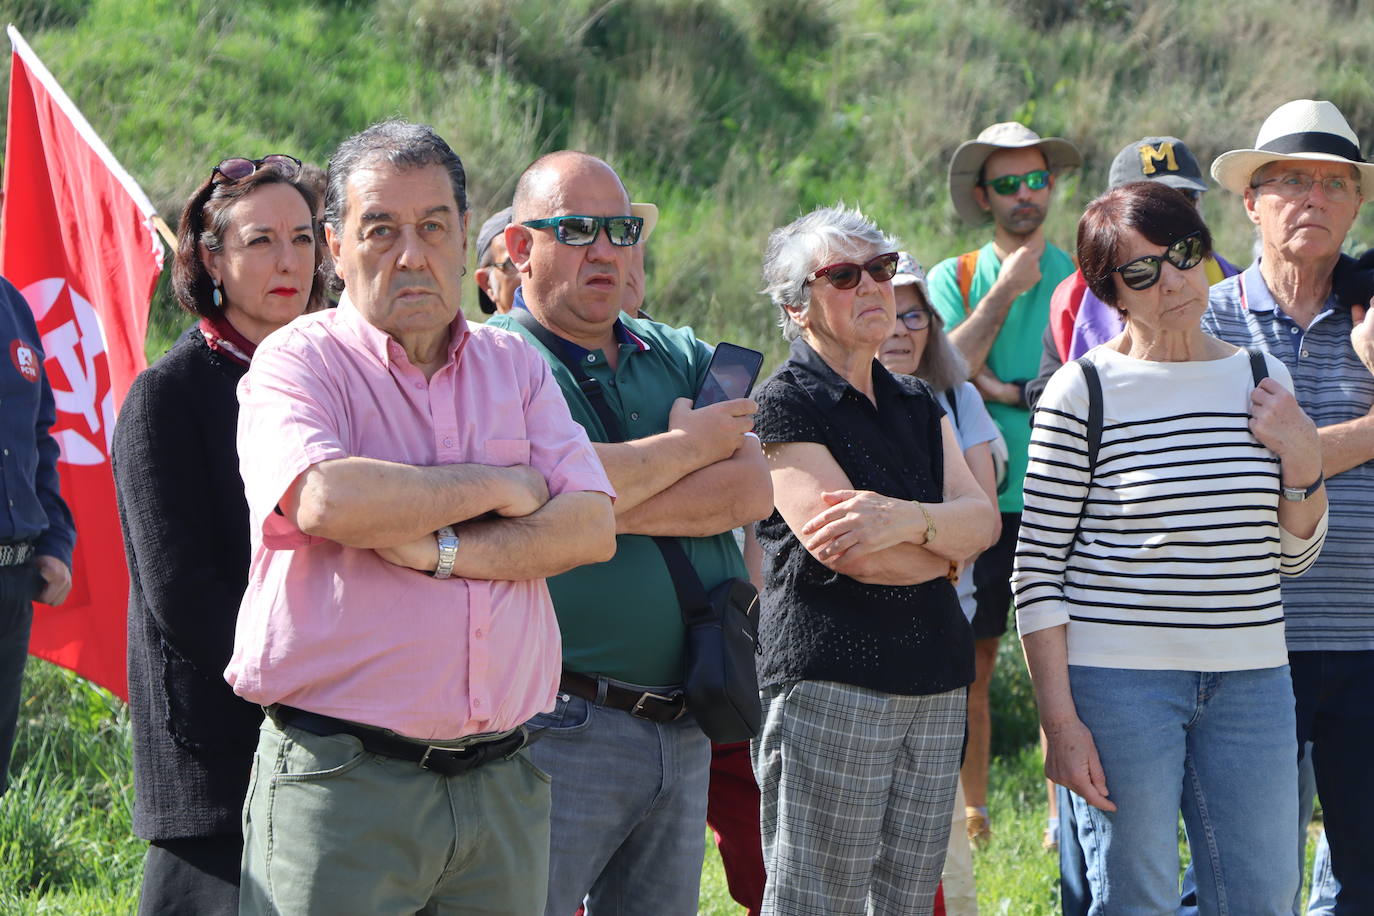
[982, 169, 1051, 196]
[521, 214, 644, 247]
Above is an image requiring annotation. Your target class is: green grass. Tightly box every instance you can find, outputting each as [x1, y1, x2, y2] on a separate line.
[7, 0, 1374, 371]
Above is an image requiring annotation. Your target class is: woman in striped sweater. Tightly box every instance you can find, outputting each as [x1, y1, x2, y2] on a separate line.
[1013, 182, 1328, 915]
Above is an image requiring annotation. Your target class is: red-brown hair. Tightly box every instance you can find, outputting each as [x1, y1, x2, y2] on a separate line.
[1078, 181, 1212, 307]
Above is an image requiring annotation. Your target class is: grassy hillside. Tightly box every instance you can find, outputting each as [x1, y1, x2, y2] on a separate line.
[0, 3, 1360, 910]
[6, 0, 1374, 363]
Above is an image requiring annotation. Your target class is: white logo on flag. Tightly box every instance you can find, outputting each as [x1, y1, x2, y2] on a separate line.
[21, 278, 115, 466]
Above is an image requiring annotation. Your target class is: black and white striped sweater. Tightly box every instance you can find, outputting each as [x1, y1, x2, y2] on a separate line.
[1013, 346, 1327, 672]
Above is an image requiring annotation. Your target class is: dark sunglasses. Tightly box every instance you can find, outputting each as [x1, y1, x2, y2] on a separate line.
[806, 252, 900, 290]
[212, 154, 302, 183]
[983, 169, 1051, 196]
[897, 307, 930, 331]
[1110, 231, 1206, 291]
[521, 215, 643, 247]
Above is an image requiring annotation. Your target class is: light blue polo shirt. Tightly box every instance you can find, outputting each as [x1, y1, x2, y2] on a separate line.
[1204, 261, 1374, 651]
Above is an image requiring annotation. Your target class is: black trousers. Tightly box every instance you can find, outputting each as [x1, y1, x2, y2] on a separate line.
[0, 562, 42, 795]
[138, 835, 242, 916]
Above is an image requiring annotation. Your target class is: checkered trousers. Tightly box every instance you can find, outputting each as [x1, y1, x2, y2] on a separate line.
[753, 680, 967, 916]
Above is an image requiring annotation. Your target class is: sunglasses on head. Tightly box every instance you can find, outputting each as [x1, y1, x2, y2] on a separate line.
[1109, 231, 1205, 291]
[521, 215, 643, 247]
[212, 154, 302, 183]
[982, 169, 1051, 196]
[806, 252, 900, 290]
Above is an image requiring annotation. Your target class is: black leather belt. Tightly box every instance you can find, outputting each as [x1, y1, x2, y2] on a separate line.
[0, 542, 34, 567]
[270, 705, 528, 777]
[560, 671, 686, 723]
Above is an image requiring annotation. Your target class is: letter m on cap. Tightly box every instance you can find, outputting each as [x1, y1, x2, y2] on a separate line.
[1138, 141, 1179, 175]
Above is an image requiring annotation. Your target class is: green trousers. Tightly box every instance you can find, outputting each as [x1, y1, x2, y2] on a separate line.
[240, 717, 550, 915]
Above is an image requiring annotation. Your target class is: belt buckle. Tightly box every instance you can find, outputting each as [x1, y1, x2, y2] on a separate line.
[419, 744, 471, 772]
[630, 691, 682, 721]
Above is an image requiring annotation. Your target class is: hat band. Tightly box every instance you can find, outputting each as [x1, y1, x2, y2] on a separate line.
[1259, 131, 1364, 163]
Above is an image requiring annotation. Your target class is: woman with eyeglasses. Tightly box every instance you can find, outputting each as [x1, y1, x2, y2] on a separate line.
[112, 154, 325, 915]
[1014, 181, 1327, 914]
[876, 252, 1003, 915]
[752, 205, 997, 914]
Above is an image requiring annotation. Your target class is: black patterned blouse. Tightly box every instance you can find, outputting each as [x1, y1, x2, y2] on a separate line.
[752, 337, 974, 696]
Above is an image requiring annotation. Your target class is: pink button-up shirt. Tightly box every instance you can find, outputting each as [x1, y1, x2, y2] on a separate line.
[225, 296, 614, 740]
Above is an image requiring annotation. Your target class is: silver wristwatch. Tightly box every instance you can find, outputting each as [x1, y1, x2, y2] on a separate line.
[433, 525, 459, 579]
[1281, 474, 1324, 503]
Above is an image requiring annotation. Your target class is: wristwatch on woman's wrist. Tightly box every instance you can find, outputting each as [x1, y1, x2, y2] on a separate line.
[433, 525, 459, 578]
[1281, 474, 1324, 502]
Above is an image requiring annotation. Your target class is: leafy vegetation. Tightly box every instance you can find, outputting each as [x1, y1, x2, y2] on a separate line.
[0, 1, 1359, 911]
[4, 0, 1372, 361]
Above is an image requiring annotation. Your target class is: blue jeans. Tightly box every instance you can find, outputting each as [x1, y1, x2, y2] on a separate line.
[1291, 650, 1374, 914]
[527, 689, 710, 916]
[1068, 665, 1299, 916]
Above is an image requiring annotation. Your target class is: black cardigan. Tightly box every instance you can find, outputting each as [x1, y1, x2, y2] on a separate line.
[113, 330, 264, 841]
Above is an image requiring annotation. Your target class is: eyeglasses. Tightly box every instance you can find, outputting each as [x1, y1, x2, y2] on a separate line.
[1251, 171, 1361, 203]
[897, 307, 930, 331]
[806, 252, 900, 290]
[212, 154, 302, 183]
[1109, 231, 1205, 291]
[521, 215, 643, 247]
[982, 169, 1051, 196]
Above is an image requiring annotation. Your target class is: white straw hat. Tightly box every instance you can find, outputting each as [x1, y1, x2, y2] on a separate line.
[1210, 99, 1374, 195]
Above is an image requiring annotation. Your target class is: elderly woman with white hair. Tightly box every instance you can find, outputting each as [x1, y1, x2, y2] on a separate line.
[751, 205, 997, 915]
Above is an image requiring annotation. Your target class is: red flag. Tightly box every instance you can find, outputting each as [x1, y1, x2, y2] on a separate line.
[1, 26, 163, 700]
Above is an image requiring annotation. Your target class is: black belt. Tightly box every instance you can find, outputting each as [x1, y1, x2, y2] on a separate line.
[0, 543, 34, 567]
[560, 671, 686, 723]
[270, 705, 528, 777]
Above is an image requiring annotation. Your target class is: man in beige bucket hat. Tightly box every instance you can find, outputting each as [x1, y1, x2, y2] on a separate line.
[1202, 98, 1374, 912]
[928, 121, 1081, 848]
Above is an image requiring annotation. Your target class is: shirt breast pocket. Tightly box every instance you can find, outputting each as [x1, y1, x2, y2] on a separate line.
[484, 438, 531, 466]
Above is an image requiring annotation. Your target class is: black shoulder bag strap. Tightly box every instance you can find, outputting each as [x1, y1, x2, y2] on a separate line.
[1248, 348, 1269, 386]
[1064, 356, 1105, 555]
[944, 387, 961, 428]
[1073, 356, 1103, 473]
[508, 309, 712, 617]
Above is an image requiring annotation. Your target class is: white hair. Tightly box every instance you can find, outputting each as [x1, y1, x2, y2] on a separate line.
[761, 204, 900, 340]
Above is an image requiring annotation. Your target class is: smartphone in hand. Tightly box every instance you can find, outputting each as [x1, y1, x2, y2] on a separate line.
[694, 342, 765, 409]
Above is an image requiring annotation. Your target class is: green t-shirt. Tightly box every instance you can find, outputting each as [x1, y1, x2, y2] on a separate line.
[487, 311, 748, 686]
[927, 241, 1075, 513]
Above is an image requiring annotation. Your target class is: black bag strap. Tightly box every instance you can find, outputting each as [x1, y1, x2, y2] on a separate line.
[1248, 348, 1269, 386]
[944, 387, 961, 428]
[1073, 356, 1103, 474]
[509, 308, 712, 621]
[510, 309, 625, 440]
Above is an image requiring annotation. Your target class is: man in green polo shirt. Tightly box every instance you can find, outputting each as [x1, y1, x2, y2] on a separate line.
[488, 150, 773, 916]
[927, 121, 1081, 848]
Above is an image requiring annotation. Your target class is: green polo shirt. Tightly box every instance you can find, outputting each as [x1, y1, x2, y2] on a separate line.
[487, 310, 748, 687]
[927, 241, 1074, 513]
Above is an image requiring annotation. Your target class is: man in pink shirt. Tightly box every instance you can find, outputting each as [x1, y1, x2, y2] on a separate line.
[227, 120, 616, 915]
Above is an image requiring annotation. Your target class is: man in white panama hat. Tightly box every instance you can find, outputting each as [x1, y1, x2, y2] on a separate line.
[1203, 98, 1374, 913]
[927, 121, 1081, 847]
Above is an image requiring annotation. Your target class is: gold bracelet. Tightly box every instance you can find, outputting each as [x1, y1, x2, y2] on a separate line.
[916, 501, 937, 545]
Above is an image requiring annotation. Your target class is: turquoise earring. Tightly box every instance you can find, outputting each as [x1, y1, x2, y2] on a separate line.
[212, 284, 223, 309]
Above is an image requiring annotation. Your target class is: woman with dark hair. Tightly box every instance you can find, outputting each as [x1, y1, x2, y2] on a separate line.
[1014, 181, 1327, 913]
[112, 154, 324, 915]
[753, 205, 996, 914]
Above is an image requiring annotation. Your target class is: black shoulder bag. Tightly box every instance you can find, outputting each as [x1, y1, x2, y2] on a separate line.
[510, 310, 763, 742]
